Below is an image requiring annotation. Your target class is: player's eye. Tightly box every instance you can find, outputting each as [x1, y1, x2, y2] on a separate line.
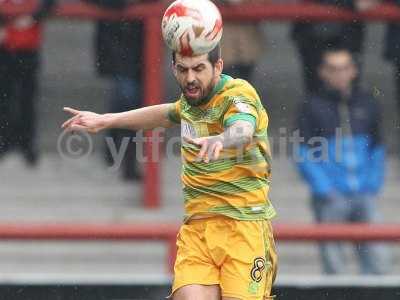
[193, 65, 205, 72]
[177, 66, 188, 73]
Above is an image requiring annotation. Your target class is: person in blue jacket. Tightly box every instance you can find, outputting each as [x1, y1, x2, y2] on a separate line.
[295, 46, 390, 275]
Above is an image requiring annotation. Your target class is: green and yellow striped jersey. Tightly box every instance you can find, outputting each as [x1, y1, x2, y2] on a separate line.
[168, 74, 276, 222]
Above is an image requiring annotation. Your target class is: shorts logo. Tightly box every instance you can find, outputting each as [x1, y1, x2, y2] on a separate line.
[248, 257, 266, 295]
[250, 257, 266, 283]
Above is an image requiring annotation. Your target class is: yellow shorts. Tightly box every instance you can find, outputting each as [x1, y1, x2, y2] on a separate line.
[171, 216, 277, 299]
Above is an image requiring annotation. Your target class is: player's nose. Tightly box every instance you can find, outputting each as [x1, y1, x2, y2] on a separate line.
[186, 69, 196, 83]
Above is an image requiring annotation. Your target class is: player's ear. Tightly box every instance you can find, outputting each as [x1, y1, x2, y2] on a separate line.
[172, 63, 178, 78]
[214, 58, 223, 77]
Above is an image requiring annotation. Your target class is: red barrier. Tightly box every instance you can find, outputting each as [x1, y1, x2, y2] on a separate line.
[274, 223, 400, 242]
[0, 222, 399, 273]
[1, 2, 400, 209]
[2, 223, 400, 241]
[0, 222, 179, 273]
[2, 2, 400, 21]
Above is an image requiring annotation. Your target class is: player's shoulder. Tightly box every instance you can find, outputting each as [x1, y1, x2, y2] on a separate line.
[223, 76, 255, 92]
[220, 75, 260, 104]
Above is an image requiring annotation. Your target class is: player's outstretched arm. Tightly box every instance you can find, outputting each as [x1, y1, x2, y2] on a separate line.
[184, 120, 255, 163]
[62, 104, 175, 133]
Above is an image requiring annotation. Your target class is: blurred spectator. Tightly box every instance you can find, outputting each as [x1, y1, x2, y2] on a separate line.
[218, 0, 267, 81]
[85, 0, 157, 181]
[295, 47, 389, 275]
[383, 0, 400, 127]
[0, 0, 56, 166]
[291, 0, 380, 95]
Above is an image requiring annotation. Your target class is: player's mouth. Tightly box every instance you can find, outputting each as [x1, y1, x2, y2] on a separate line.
[185, 85, 201, 98]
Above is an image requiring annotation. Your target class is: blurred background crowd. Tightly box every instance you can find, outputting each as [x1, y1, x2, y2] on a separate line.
[0, 0, 399, 282]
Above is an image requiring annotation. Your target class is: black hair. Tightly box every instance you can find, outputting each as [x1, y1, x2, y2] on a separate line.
[172, 43, 221, 66]
[318, 45, 354, 67]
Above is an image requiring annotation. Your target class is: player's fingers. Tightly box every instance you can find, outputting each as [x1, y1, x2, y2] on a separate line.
[211, 142, 223, 161]
[63, 125, 79, 133]
[69, 124, 88, 132]
[197, 140, 208, 161]
[63, 107, 81, 116]
[63, 115, 83, 130]
[205, 143, 216, 163]
[62, 115, 80, 129]
[183, 136, 200, 146]
[207, 142, 220, 162]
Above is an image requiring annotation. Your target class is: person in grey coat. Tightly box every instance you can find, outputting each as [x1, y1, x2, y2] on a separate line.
[86, 0, 157, 181]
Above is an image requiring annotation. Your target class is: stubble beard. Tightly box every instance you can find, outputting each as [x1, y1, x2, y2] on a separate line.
[181, 78, 215, 106]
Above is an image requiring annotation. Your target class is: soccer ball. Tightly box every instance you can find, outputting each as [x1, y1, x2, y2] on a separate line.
[162, 0, 223, 56]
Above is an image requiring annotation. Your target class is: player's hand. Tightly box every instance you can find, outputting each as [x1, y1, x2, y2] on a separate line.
[184, 136, 223, 163]
[62, 107, 109, 134]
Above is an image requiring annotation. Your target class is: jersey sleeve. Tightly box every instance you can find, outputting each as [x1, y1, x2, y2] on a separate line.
[167, 99, 181, 124]
[223, 95, 258, 129]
